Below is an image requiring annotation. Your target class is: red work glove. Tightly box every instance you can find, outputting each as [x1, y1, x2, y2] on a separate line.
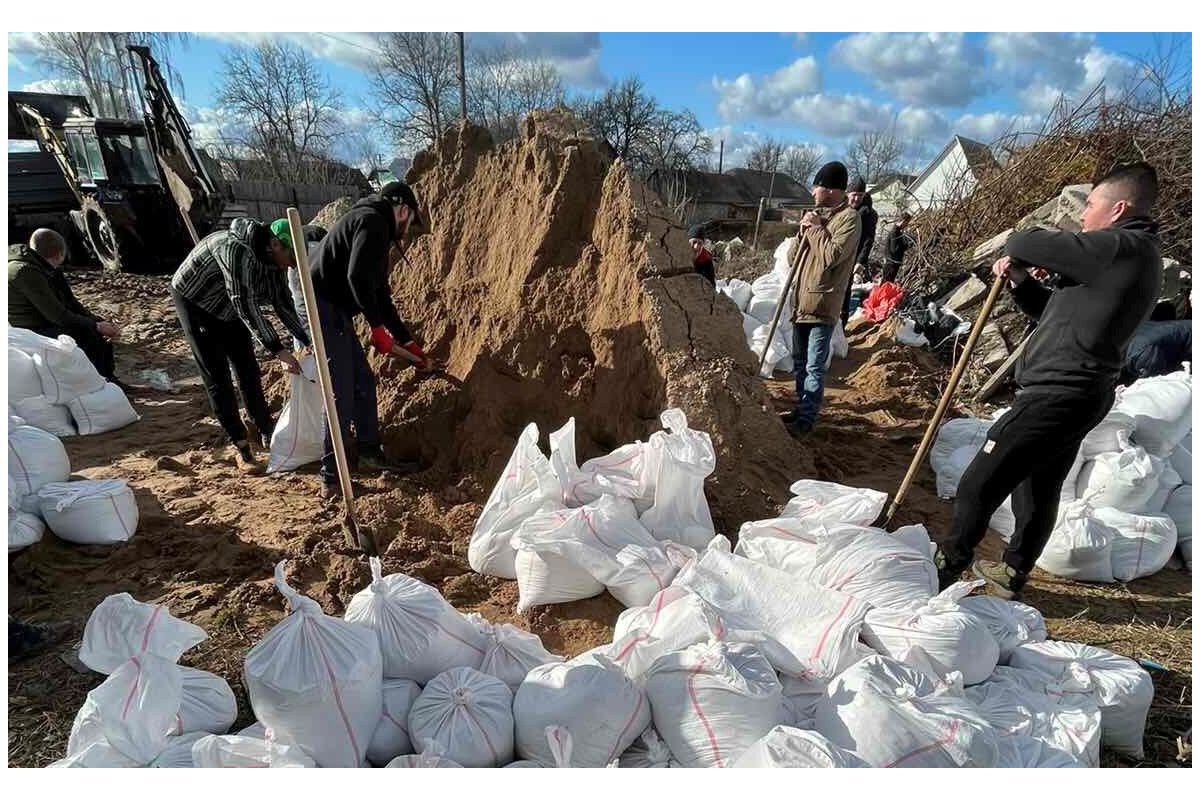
[370, 325, 395, 354]
[400, 341, 426, 361]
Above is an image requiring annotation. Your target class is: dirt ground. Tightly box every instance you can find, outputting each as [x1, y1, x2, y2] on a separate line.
[6, 271, 1191, 768]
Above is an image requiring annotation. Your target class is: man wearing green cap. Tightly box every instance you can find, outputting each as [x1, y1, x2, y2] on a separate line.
[271, 218, 328, 345]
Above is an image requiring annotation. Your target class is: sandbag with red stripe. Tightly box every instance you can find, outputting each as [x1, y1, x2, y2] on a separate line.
[644, 640, 786, 768]
[513, 649, 650, 767]
[37, 479, 139, 545]
[245, 561, 382, 767]
[77, 592, 208, 675]
[175, 666, 238, 735]
[469, 614, 563, 691]
[408, 667, 515, 767]
[608, 586, 730, 682]
[344, 557, 487, 682]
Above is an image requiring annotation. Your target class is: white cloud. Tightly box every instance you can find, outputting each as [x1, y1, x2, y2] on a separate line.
[7, 32, 44, 69]
[713, 56, 821, 120]
[20, 78, 86, 96]
[985, 32, 1093, 88]
[785, 93, 893, 138]
[831, 33, 987, 107]
[952, 111, 1043, 144]
[700, 125, 828, 171]
[896, 106, 948, 143]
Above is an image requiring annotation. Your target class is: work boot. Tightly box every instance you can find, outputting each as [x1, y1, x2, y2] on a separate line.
[319, 481, 340, 501]
[780, 408, 800, 425]
[233, 441, 265, 476]
[786, 419, 813, 438]
[9, 619, 73, 665]
[358, 449, 422, 475]
[933, 545, 969, 591]
[972, 559, 1029, 601]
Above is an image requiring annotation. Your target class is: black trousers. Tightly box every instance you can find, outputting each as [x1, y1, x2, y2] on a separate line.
[170, 286, 274, 445]
[35, 324, 115, 381]
[945, 388, 1114, 573]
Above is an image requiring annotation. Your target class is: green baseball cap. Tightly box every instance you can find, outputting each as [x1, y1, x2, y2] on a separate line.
[270, 219, 293, 250]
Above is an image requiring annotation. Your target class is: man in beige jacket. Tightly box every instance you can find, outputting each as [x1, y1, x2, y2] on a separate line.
[781, 161, 861, 436]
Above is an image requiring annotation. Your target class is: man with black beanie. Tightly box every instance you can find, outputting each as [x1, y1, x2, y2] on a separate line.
[309, 181, 434, 498]
[935, 162, 1163, 600]
[781, 161, 861, 435]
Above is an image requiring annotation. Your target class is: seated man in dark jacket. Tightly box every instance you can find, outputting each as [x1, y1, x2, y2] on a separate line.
[936, 162, 1163, 600]
[1121, 319, 1191, 384]
[8, 229, 121, 380]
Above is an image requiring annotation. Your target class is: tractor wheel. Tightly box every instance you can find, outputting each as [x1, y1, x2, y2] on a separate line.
[80, 198, 146, 272]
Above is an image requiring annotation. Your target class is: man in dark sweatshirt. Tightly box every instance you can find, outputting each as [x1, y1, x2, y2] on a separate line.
[309, 181, 432, 497]
[935, 162, 1163, 600]
[844, 178, 877, 326]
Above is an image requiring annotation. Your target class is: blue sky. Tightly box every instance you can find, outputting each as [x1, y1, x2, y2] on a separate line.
[7, 31, 1190, 171]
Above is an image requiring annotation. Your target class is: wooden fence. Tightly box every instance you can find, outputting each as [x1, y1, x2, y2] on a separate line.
[223, 180, 368, 223]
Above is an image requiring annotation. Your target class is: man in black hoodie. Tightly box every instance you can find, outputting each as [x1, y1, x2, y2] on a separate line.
[309, 181, 432, 497]
[935, 163, 1163, 600]
[844, 178, 877, 325]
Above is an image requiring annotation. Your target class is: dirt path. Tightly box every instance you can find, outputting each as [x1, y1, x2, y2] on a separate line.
[6, 273, 1190, 767]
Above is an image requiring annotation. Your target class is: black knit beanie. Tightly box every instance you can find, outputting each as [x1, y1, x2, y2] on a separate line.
[849, 176, 867, 193]
[813, 161, 849, 191]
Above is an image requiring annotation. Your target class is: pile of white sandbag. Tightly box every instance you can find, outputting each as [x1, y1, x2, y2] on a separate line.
[470, 408, 715, 612]
[715, 239, 848, 378]
[8, 328, 138, 437]
[1039, 368, 1192, 580]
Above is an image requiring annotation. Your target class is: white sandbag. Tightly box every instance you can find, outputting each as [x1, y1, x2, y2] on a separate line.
[503, 760, 542, 767]
[831, 319, 848, 359]
[67, 382, 139, 435]
[995, 734, 1087, 767]
[580, 443, 656, 508]
[779, 479, 887, 527]
[747, 294, 779, 324]
[749, 322, 790, 377]
[1077, 447, 1161, 512]
[148, 731, 209, 768]
[673, 537, 869, 679]
[176, 666, 237, 735]
[408, 667, 515, 767]
[644, 641, 786, 768]
[1164, 485, 1191, 568]
[344, 557, 486, 682]
[896, 319, 930, 347]
[8, 423, 70, 496]
[386, 748, 462, 767]
[1037, 500, 1116, 582]
[794, 524, 938, 610]
[618, 728, 680, 767]
[366, 678, 422, 766]
[861, 580, 1000, 686]
[513, 511, 607, 612]
[8, 509, 44, 552]
[1112, 369, 1192, 456]
[965, 663, 1102, 767]
[1140, 457, 1181, 513]
[1170, 433, 1192, 484]
[244, 561, 382, 767]
[930, 418, 991, 498]
[22, 332, 106, 404]
[634, 409, 717, 551]
[733, 516, 824, 573]
[469, 422, 561, 579]
[37, 479, 138, 545]
[469, 613, 562, 691]
[724, 278, 753, 311]
[513, 651, 650, 767]
[777, 354, 794, 373]
[78, 592, 207, 674]
[66, 653, 183, 766]
[1008, 641, 1154, 759]
[731, 725, 867, 768]
[10, 395, 75, 436]
[813, 654, 999, 768]
[191, 733, 314, 767]
[1095, 507, 1178, 581]
[608, 586, 728, 682]
[50, 742, 141, 768]
[957, 595, 1047, 663]
[8, 345, 44, 401]
[1080, 410, 1135, 459]
[267, 356, 323, 473]
[742, 313, 761, 342]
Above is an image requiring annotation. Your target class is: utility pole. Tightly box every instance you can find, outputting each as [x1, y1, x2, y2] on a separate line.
[457, 33, 467, 121]
[717, 139, 724, 174]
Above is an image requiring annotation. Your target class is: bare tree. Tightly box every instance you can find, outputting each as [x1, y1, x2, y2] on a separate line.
[780, 143, 822, 186]
[215, 41, 344, 183]
[576, 76, 659, 162]
[34, 32, 189, 117]
[745, 137, 786, 173]
[467, 41, 565, 142]
[844, 130, 904, 184]
[371, 32, 459, 150]
[637, 108, 711, 173]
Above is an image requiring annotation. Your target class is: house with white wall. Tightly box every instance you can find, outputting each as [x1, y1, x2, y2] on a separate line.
[906, 136, 998, 212]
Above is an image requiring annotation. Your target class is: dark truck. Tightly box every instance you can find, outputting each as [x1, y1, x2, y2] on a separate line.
[7, 47, 224, 272]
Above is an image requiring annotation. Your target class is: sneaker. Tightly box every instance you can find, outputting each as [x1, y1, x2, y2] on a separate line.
[972, 559, 1028, 601]
[9, 620, 73, 665]
[933, 545, 969, 591]
[780, 409, 800, 425]
[358, 449, 422, 475]
[233, 441, 265, 476]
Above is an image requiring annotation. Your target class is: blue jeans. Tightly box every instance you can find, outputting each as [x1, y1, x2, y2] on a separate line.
[315, 294, 380, 485]
[792, 322, 834, 426]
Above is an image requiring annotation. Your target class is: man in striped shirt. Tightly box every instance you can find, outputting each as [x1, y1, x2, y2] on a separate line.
[170, 217, 310, 474]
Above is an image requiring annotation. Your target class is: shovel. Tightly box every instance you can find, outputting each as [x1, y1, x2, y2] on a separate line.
[285, 208, 378, 556]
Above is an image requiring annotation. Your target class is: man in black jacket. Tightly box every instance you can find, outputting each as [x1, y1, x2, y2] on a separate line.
[845, 178, 877, 325]
[881, 211, 914, 283]
[935, 162, 1163, 600]
[309, 181, 432, 497]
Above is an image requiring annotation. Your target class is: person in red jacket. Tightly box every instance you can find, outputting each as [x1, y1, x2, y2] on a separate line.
[309, 182, 434, 498]
[688, 224, 717, 286]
